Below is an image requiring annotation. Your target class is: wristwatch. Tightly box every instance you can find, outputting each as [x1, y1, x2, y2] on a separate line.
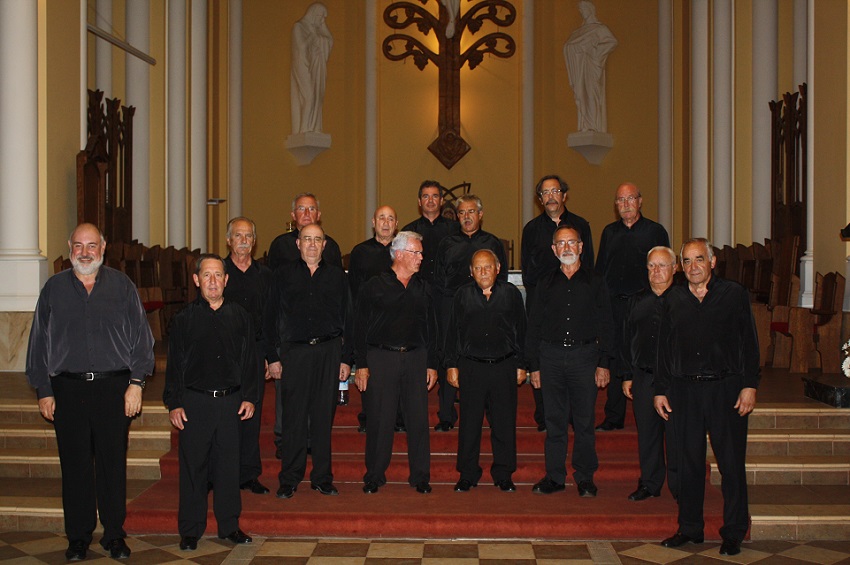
[129, 378, 146, 391]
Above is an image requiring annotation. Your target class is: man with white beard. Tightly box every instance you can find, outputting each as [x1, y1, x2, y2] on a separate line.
[525, 225, 615, 497]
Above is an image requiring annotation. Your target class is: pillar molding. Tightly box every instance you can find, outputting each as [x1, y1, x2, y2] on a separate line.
[658, 0, 673, 233]
[364, 0, 377, 238]
[126, 0, 151, 244]
[95, 0, 113, 99]
[228, 0, 242, 219]
[190, 0, 207, 251]
[799, 0, 815, 307]
[690, 0, 709, 238]
[522, 0, 534, 228]
[712, 0, 733, 247]
[752, 0, 777, 244]
[167, 0, 187, 249]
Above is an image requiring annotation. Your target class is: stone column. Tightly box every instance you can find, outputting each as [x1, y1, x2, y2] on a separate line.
[690, 0, 709, 238]
[95, 0, 113, 98]
[228, 0, 242, 218]
[167, 0, 187, 248]
[657, 0, 673, 233]
[799, 0, 814, 307]
[752, 0, 777, 244]
[126, 0, 151, 243]
[712, 0, 733, 247]
[522, 0, 535, 227]
[190, 0, 207, 251]
[365, 0, 377, 238]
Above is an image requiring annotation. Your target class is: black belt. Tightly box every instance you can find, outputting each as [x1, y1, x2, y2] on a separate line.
[290, 334, 339, 346]
[542, 338, 597, 348]
[638, 367, 653, 375]
[686, 374, 725, 382]
[369, 343, 417, 353]
[464, 352, 515, 364]
[55, 369, 131, 381]
[187, 385, 241, 398]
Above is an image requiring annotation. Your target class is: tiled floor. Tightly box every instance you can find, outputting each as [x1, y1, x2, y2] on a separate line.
[2, 533, 850, 564]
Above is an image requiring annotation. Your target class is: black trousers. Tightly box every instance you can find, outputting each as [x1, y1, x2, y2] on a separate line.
[436, 296, 458, 425]
[456, 356, 517, 483]
[363, 347, 430, 486]
[178, 389, 242, 538]
[601, 295, 630, 426]
[631, 367, 677, 495]
[670, 376, 750, 542]
[278, 338, 340, 486]
[524, 286, 545, 427]
[239, 349, 266, 484]
[539, 343, 599, 484]
[52, 375, 130, 547]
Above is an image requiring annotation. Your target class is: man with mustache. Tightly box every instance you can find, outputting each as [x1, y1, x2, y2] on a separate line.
[400, 180, 460, 285]
[433, 194, 508, 432]
[526, 225, 614, 497]
[595, 182, 670, 432]
[26, 223, 155, 561]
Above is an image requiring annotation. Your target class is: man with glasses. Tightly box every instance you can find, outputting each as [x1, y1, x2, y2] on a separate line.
[595, 182, 669, 432]
[265, 224, 352, 499]
[526, 225, 614, 498]
[521, 174, 593, 431]
[621, 246, 678, 502]
[354, 231, 438, 495]
[401, 180, 460, 284]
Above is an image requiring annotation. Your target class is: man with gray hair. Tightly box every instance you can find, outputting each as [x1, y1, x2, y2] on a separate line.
[267, 192, 342, 270]
[354, 231, 438, 494]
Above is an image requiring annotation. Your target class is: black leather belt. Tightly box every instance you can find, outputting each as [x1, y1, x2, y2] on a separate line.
[188, 385, 241, 397]
[639, 367, 653, 375]
[686, 374, 725, 382]
[542, 338, 597, 348]
[370, 343, 417, 353]
[464, 352, 515, 364]
[55, 369, 131, 381]
[290, 334, 339, 346]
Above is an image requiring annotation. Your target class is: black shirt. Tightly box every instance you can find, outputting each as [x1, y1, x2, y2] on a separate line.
[163, 297, 258, 410]
[223, 255, 272, 347]
[596, 215, 670, 297]
[654, 276, 761, 395]
[521, 209, 594, 289]
[434, 229, 508, 297]
[525, 267, 615, 372]
[621, 287, 670, 379]
[353, 270, 438, 370]
[264, 260, 353, 364]
[444, 280, 527, 368]
[267, 229, 343, 271]
[26, 267, 155, 399]
[401, 215, 460, 283]
[348, 238, 393, 299]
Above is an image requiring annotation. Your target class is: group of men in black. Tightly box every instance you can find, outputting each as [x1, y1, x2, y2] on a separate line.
[26, 173, 759, 560]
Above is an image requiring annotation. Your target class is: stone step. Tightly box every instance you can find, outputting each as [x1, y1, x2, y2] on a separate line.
[0, 423, 172, 452]
[0, 401, 173, 429]
[0, 449, 163, 480]
[749, 484, 850, 540]
[709, 454, 850, 486]
[748, 407, 850, 430]
[743, 429, 850, 457]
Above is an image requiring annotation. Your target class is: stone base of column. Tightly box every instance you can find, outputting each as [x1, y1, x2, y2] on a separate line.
[798, 252, 814, 308]
[0, 256, 48, 312]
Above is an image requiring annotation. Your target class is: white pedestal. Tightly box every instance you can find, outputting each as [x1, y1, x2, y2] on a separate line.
[567, 131, 614, 165]
[286, 132, 331, 166]
[0, 256, 48, 311]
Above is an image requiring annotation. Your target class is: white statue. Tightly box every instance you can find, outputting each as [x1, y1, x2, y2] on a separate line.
[563, 1, 618, 133]
[441, 0, 460, 39]
[291, 3, 333, 134]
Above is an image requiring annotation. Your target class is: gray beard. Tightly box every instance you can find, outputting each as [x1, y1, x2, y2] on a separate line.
[558, 254, 578, 266]
[71, 256, 103, 276]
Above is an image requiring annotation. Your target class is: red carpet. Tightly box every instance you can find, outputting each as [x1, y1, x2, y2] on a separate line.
[126, 381, 727, 540]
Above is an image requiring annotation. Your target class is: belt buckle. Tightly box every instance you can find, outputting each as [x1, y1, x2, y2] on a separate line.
[398, 346, 408, 352]
[309, 337, 320, 346]
[212, 390, 223, 398]
[84, 372, 96, 381]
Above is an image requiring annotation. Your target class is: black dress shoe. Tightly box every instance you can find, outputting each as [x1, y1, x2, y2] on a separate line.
[414, 481, 432, 493]
[240, 479, 270, 494]
[179, 536, 198, 550]
[363, 481, 379, 494]
[595, 421, 624, 431]
[495, 479, 516, 492]
[105, 538, 131, 559]
[220, 529, 252, 544]
[357, 423, 367, 433]
[454, 478, 476, 492]
[577, 480, 598, 497]
[434, 421, 454, 432]
[532, 477, 565, 494]
[311, 482, 339, 496]
[661, 532, 704, 547]
[628, 485, 660, 501]
[719, 538, 741, 556]
[65, 540, 88, 561]
[276, 484, 297, 499]
[537, 423, 547, 432]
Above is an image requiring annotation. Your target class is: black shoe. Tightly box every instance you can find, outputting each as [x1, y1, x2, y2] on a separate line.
[661, 532, 704, 547]
[628, 484, 660, 501]
[105, 538, 131, 559]
[394, 424, 406, 432]
[532, 477, 565, 494]
[363, 481, 379, 494]
[537, 423, 547, 432]
[357, 423, 367, 433]
[454, 478, 476, 492]
[240, 479, 270, 494]
[219, 529, 252, 544]
[179, 536, 198, 550]
[276, 484, 297, 499]
[65, 540, 88, 561]
[414, 481, 432, 494]
[577, 480, 598, 497]
[495, 479, 516, 492]
[311, 482, 339, 496]
[719, 538, 741, 556]
[434, 421, 454, 432]
[595, 421, 624, 431]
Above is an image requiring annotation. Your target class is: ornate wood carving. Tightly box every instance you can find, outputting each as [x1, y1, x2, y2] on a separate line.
[382, 0, 516, 169]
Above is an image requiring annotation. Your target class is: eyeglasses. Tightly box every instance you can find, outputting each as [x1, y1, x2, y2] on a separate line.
[299, 236, 324, 244]
[538, 189, 562, 197]
[295, 206, 318, 213]
[647, 262, 674, 270]
[553, 240, 580, 248]
[401, 249, 423, 256]
[420, 194, 441, 201]
[615, 195, 641, 204]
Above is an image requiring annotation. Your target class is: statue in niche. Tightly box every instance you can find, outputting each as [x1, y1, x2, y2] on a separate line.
[563, 0, 617, 133]
[291, 3, 334, 134]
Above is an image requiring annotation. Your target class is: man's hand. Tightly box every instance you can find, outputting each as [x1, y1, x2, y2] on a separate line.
[339, 363, 352, 381]
[446, 368, 459, 388]
[530, 371, 541, 389]
[124, 384, 143, 417]
[268, 361, 282, 380]
[355, 367, 370, 392]
[654, 395, 671, 421]
[622, 380, 633, 399]
[517, 368, 527, 386]
[38, 397, 56, 421]
[169, 408, 188, 430]
[426, 369, 438, 391]
[238, 401, 255, 420]
[595, 367, 610, 388]
[264, 360, 271, 380]
[734, 387, 757, 416]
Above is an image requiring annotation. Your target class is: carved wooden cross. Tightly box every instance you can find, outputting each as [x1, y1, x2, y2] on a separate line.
[383, 0, 516, 169]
